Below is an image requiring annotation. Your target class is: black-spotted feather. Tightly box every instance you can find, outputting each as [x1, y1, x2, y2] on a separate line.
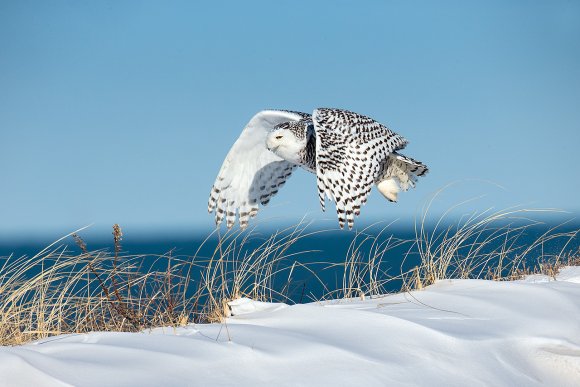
[313, 108, 408, 229]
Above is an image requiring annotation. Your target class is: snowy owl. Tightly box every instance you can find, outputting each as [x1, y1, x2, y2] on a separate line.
[208, 108, 428, 230]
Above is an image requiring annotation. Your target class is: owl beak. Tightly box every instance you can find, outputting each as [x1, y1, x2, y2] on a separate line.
[266, 136, 278, 152]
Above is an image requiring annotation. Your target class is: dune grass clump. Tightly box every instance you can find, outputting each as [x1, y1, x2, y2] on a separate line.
[0, 209, 578, 346]
[407, 206, 579, 290]
[318, 223, 410, 300]
[0, 223, 324, 345]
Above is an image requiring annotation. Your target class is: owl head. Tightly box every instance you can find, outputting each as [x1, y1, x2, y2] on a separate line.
[266, 120, 311, 164]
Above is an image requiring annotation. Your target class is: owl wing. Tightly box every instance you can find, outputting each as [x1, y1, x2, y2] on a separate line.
[313, 108, 408, 229]
[208, 110, 310, 229]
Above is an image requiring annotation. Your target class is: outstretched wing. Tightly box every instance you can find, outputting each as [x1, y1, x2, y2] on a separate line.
[313, 108, 408, 229]
[208, 110, 310, 229]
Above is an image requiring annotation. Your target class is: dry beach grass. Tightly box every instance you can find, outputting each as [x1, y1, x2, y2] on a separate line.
[0, 210, 578, 346]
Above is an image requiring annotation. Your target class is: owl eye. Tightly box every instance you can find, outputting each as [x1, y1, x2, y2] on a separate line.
[275, 135, 283, 140]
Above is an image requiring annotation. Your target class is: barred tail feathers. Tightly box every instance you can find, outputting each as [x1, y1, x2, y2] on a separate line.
[376, 152, 428, 201]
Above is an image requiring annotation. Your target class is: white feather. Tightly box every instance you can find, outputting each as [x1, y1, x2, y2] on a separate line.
[208, 110, 306, 229]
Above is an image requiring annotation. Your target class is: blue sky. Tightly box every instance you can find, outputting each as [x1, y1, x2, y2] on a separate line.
[1, 1, 579, 240]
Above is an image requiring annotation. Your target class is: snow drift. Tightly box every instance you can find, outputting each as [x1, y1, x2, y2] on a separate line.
[1, 267, 579, 386]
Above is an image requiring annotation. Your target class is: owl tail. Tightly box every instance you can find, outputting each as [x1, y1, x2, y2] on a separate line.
[376, 152, 428, 201]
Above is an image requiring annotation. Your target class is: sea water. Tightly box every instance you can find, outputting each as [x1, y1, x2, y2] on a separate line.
[1, 221, 578, 304]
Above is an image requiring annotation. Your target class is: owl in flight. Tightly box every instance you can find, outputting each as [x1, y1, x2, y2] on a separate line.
[208, 108, 428, 230]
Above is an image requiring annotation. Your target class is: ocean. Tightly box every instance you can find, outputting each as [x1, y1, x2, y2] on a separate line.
[2, 220, 578, 304]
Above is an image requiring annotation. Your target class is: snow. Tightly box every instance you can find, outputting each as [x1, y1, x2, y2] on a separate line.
[227, 297, 288, 316]
[1, 269, 579, 386]
[555, 266, 580, 284]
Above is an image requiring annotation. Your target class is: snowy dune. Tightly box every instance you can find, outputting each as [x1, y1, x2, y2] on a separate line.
[1, 268, 579, 386]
